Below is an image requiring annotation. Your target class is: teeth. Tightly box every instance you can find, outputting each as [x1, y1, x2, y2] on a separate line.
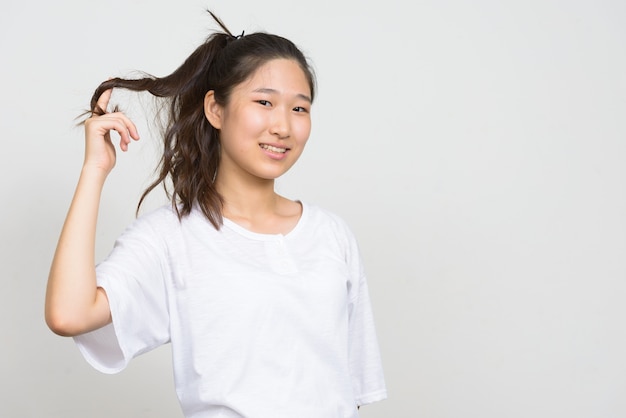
[260, 144, 287, 153]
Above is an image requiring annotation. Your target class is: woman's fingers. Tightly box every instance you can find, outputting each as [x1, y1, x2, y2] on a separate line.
[98, 112, 139, 151]
[95, 88, 113, 115]
[92, 88, 140, 148]
[85, 112, 139, 151]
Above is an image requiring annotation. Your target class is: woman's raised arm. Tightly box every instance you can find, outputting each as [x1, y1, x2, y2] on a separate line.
[45, 89, 140, 336]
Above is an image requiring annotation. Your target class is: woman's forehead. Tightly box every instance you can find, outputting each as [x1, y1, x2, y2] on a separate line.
[238, 59, 311, 97]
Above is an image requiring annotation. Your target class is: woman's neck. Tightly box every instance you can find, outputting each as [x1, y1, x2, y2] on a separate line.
[215, 175, 301, 235]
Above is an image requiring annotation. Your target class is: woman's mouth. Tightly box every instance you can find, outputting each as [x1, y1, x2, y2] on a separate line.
[260, 144, 287, 154]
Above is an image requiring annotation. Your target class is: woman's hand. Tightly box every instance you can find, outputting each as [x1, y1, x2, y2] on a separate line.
[83, 88, 140, 174]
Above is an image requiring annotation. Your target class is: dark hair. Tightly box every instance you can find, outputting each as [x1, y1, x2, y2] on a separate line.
[87, 11, 316, 228]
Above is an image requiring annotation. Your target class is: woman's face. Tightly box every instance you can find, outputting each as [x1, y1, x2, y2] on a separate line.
[207, 58, 312, 183]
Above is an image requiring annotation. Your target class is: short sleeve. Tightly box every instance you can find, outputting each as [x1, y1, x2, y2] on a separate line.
[348, 275, 388, 405]
[344, 228, 388, 405]
[74, 211, 171, 374]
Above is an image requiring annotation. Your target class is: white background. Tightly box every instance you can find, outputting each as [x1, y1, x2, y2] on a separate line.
[1, 0, 625, 417]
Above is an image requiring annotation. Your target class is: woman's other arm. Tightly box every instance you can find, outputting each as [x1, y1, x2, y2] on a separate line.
[45, 89, 140, 336]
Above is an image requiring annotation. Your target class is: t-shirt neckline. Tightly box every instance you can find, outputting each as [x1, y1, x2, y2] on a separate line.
[222, 200, 307, 241]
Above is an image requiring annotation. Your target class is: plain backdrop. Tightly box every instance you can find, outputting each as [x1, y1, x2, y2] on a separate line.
[1, 0, 625, 417]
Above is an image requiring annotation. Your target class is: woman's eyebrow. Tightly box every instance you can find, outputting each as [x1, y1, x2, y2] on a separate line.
[252, 88, 312, 103]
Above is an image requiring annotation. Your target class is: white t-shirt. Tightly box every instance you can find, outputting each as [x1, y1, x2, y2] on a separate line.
[75, 202, 386, 417]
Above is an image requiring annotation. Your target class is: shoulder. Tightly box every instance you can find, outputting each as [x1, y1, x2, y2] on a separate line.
[115, 204, 186, 246]
[300, 202, 359, 245]
[303, 202, 353, 230]
[131, 204, 180, 230]
[300, 202, 365, 276]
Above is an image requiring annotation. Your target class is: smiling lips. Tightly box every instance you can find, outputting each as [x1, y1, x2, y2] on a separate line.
[260, 143, 288, 154]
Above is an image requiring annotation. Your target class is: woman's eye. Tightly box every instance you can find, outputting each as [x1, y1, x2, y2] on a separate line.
[294, 106, 309, 113]
[257, 100, 271, 107]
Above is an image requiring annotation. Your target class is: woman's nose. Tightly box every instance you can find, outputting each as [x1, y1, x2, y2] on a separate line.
[269, 109, 290, 139]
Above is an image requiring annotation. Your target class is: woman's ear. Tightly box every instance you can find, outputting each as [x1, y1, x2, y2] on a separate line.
[204, 90, 222, 129]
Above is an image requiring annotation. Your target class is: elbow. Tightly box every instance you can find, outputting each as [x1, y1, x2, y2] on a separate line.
[45, 307, 83, 337]
[46, 314, 75, 337]
[45, 296, 110, 337]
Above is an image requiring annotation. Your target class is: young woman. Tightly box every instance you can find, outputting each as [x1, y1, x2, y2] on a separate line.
[45, 11, 386, 417]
